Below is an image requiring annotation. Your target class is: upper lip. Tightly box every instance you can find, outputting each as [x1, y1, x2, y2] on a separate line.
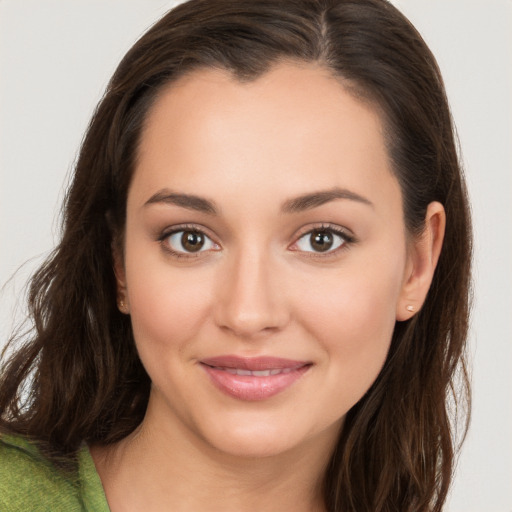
[200, 355, 311, 371]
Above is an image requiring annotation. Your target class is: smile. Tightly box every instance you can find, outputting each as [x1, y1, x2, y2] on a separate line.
[215, 367, 295, 376]
[200, 356, 312, 401]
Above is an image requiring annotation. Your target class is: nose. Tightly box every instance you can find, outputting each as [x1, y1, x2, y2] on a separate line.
[214, 249, 290, 339]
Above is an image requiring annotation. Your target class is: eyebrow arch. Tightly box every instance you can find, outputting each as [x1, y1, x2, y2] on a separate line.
[144, 189, 218, 214]
[281, 187, 374, 213]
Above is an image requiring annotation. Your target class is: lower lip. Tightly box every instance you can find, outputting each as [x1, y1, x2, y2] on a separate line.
[201, 364, 311, 401]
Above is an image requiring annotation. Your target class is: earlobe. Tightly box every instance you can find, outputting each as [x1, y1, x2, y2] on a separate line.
[396, 201, 446, 321]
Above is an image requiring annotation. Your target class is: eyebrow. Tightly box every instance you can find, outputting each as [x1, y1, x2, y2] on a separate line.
[143, 186, 373, 215]
[144, 189, 218, 214]
[281, 187, 374, 213]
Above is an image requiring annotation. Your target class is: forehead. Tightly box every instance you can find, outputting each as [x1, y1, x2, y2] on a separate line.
[131, 62, 400, 216]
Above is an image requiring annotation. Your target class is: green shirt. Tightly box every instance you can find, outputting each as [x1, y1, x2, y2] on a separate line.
[0, 434, 109, 511]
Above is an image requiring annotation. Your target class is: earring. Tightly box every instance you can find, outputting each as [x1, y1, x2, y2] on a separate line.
[406, 305, 415, 312]
[118, 299, 129, 313]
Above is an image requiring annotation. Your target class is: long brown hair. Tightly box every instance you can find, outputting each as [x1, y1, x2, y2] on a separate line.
[0, 1, 471, 510]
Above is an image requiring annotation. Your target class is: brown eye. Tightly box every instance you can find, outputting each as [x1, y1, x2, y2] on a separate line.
[181, 231, 204, 252]
[165, 229, 217, 254]
[294, 228, 347, 254]
[310, 230, 333, 252]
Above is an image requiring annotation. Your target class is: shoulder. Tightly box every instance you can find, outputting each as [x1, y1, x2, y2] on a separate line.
[0, 434, 81, 511]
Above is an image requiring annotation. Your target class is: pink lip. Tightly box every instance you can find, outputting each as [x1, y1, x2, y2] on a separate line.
[200, 356, 312, 401]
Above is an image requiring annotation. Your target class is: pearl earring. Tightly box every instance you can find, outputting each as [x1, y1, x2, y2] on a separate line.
[406, 305, 415, 312]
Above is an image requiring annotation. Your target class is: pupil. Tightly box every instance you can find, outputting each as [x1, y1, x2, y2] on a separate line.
[182, 231, 204, 252]
[311, 230, 333, 252]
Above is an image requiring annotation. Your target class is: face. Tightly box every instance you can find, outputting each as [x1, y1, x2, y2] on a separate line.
[118, 62, 415, 459]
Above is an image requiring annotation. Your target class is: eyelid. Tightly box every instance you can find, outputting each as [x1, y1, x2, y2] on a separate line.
[158, 223, 217, 240]
[156, 222, 355, 259]
[158, 223, 221, 257]
[288, 223, 356, 256]
[292, 222, 355, 241]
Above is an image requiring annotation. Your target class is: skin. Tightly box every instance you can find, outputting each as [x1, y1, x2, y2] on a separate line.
[92, 62, 445, 512]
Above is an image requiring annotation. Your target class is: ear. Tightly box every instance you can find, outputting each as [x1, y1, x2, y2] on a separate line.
[112, 241, 130, 314]
[396, 201, 445, 321]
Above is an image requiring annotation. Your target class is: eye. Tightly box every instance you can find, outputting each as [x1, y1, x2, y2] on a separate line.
[164, 229, 218, 254]
[293, 228, 349, 254]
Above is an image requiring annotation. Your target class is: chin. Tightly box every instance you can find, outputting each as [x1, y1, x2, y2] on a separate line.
[195, 411, 341, 461]
[208, 433, 301, 459]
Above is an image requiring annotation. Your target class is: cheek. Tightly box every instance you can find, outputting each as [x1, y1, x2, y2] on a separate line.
[296, 257, 404, 395]
[299, 249, 403, 334]
[302, 278, 396, 357]
[124, 253, 213, 356]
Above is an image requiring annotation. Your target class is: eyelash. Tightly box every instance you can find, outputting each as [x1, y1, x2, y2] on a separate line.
[158, 224, 219, 259]
[158, 223, 356, 260]
[290, 224, 356, 259]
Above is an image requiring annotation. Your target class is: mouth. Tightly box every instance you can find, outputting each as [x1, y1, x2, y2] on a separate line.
[209, 367, 299, 377]
[199, 356, 312, 401]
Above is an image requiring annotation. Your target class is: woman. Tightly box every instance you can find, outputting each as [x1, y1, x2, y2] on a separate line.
[0, 0, 472, 510]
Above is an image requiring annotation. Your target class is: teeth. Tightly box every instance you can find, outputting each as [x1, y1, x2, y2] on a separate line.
[215, 366, 296, 377]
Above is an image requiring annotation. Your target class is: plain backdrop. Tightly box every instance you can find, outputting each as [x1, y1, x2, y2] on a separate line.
[1, 1, 511, 511]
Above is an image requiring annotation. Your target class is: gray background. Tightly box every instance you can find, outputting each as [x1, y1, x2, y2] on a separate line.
[1, 1, 511, 510]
